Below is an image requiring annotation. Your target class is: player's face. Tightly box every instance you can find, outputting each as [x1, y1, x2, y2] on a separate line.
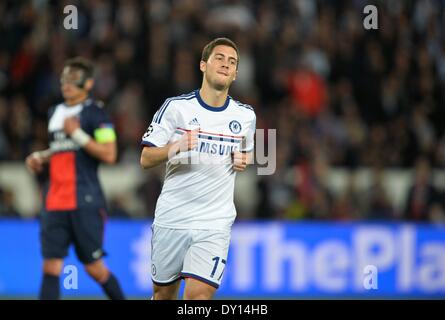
[202, 45, 238, 91]
[60, 67, 86, 101]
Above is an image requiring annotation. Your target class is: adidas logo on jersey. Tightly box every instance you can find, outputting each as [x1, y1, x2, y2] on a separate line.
[188, 118, 200, 127]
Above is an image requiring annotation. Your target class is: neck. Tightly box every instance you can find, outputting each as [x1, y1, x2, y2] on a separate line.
[65, 94, 88, 106]
[199, 81, 229, 107]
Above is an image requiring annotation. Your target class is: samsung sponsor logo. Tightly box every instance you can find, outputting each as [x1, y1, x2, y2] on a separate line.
[50, 131, 80, 152]
[170, 141, 240, 165]
[196, 141, 237, 156]
[50, 138, 79, 152]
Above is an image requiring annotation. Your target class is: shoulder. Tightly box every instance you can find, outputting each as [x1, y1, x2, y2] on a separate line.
[164, 91, 196, 106]
[47, 104, 59, 118]
[230, 98, 256, 120]
[82, 99, 113, 124]
[83, 98, 106, 111]
[81, 99, 110, 117]
[231, 98, 255, 113]
[154, 91, 196, 123]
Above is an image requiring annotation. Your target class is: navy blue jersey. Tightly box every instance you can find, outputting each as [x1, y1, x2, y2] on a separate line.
[45, 99, 116, 211]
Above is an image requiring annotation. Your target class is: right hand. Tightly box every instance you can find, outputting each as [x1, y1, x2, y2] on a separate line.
[25, 152, 44, 174]
[63, 116, 81, 135]
[175, 129, 199, 153]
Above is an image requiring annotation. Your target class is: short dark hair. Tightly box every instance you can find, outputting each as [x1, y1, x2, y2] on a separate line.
[64, 57, 94, 79]
[201, 37, 239, 68]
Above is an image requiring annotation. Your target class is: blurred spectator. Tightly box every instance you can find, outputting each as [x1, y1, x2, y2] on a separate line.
[331, 172, 361, 220]
[0, 97, 10, 160]
[136, 169, 163, 219]
[288, 62, 328, 118]
[107, 195, 132, 219]
[292, 148, 333, 220]
[365, 166, 396, 220]
[404, 157, 442, 222]
[0, 187, 20, 217]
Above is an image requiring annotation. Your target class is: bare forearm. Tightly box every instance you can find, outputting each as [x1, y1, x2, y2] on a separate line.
[140, 129, 198, 169]
[33, 149, 52, 164]
[83, 141, 117, 164]
[26, 149, 52, 174]
[140, 143, 179, 169]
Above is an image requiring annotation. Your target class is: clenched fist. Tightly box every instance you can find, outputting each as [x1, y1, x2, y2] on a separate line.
[63, 116, 81, 135]
[176, 129, 199, 153]
[232, 151, 249, 172]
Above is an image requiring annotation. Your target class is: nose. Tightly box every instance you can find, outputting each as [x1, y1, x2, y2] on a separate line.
[221, 58, 229, 69]
[62, 83, 75, 92]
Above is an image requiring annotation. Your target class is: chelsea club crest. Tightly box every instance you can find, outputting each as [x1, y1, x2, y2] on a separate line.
[229, 120, 242, 134]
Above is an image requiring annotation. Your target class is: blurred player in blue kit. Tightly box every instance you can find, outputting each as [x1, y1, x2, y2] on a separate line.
[140, 38, 256, 300]
[25, 57, 125, 300]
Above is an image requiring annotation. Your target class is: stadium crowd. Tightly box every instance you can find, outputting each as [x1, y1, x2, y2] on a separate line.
[0, 0, 444, 222]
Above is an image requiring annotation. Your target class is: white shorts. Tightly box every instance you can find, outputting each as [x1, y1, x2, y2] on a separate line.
[150, 225, 231, 288]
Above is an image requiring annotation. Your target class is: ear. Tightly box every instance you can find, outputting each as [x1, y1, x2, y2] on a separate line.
[200, 60, 206, 73]
[84, 79, 94, 91]
[233, 70, 238, 82]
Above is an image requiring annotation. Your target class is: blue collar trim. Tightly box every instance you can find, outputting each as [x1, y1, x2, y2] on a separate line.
[195, 89, 230, 112]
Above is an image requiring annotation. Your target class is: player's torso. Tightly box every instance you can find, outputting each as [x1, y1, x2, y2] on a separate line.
[45, 100, 104, 211]
[154, 95, 253, 230]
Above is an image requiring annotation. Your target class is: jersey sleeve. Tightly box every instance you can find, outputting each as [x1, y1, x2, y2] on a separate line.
[241, 113, 256, 152]
[90, 105, 117, 144]
[141, 100, 177, 147]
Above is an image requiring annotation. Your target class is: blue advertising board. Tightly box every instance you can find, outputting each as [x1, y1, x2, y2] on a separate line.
[0, 219, 444, 298]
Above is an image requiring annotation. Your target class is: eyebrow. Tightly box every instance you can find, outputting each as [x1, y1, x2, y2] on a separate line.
[214, 53, 238, 62]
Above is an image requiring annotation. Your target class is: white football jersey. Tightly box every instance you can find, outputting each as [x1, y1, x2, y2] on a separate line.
[141, 90, 256, 231]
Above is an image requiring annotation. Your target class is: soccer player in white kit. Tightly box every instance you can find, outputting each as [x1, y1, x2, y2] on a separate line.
[140, 38, 256, 300]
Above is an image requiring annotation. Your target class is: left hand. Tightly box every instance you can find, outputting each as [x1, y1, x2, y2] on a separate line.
[232, 151, 248, 172]
[63, 116, 81, 135]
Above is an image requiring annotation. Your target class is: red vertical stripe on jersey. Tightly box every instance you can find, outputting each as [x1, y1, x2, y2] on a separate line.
[46, 152, 77, 211]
